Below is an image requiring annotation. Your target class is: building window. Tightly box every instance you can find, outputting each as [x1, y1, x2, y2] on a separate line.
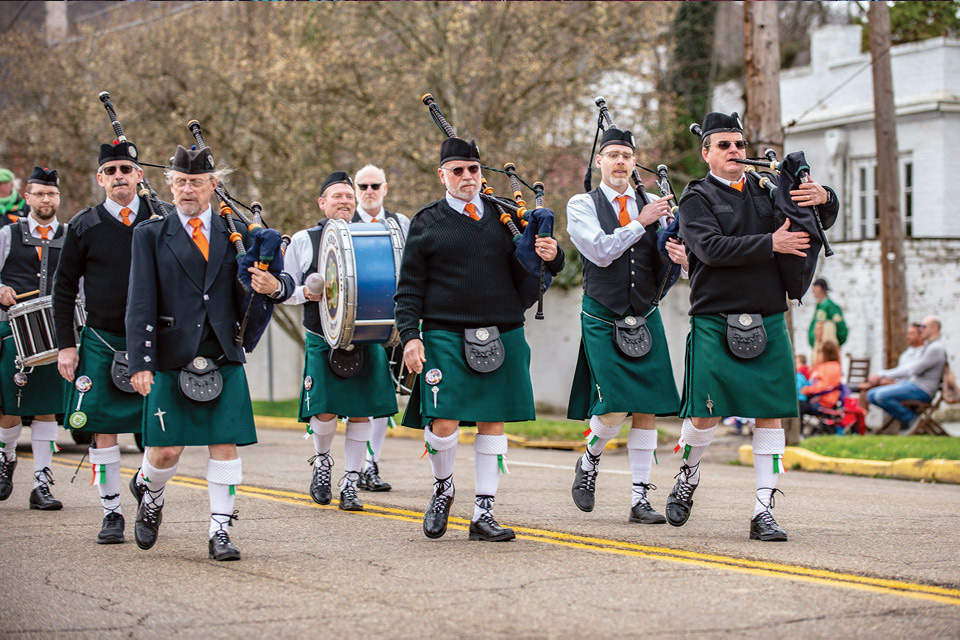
[846, 156, 912, 240]
[903, 160, 913, 237]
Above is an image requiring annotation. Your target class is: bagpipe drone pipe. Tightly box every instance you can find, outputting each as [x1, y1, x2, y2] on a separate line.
[422, 93, 557, 317]
[733, 149, 838, 300]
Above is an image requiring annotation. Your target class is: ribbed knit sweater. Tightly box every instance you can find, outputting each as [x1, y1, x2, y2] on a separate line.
[395, 198, 563, 346]
[52, 200, 151, 346]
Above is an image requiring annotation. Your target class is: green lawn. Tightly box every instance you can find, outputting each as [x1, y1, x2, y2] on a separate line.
[251, 400, 670, 443]
[800, 435, 960, 461]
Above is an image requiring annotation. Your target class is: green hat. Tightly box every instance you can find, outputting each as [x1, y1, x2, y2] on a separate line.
[0, 168, 14, 183]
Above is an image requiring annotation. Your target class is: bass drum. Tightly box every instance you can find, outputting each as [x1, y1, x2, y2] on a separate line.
[319, 218, 405, 349]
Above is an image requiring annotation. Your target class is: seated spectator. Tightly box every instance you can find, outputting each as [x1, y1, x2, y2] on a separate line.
[800, 341, 843, 415]
[866, 316, 947, 433]
[858, 323, 924, 408]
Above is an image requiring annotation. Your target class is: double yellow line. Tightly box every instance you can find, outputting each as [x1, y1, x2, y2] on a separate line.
[49, 457, 960, 606]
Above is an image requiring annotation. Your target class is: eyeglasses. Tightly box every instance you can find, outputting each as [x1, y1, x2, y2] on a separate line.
[29, 191, 59, 200]
[442, 164, 480, 177]
[600, 151, 634, 161]
[918, 324, 927, 329]
[357, 183, 382, 191]
[707, 140, 747, 150]
[171, 178, 212, 189]
[101, 165, 137, 176]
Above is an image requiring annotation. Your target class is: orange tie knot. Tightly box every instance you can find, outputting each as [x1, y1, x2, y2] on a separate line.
[464, 203, 480, 221]
[615, 195, 631, 227]
[120, 207, 132, 226]
[370, 217, 378, 223]
[189, 218, 209, 261]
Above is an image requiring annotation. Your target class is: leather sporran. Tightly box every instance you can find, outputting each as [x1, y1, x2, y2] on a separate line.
[178, 356, 223, 402]
[328, 346, 363, 378]
[613, 316, 652, 359]
[464, 326, 504, 373]
[110, 351, 136, 394]
[725, 313, 767, 359]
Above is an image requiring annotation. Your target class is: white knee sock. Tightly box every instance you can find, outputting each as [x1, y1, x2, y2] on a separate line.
[582, 415, 623, 471]
[425, 425, 458, 497]
[30, 420, 59, 486]
[752, 428, 785, 516]
[343, 421, 373, 488]
[139, 456, 179, 508]
[89, 444, 122, 516]
[365, 417, 389, 468]
[628, 428, 658, 506]
[310, 416, 338, 456]
[473, 434, 507, 521]
[207, 458, 242, 537]
[0, 424, 21, 460]
[678, 419, 716, 485]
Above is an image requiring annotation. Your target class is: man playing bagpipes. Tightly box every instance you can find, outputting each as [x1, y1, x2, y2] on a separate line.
[566, 128, 688, 525]
[670, 112, 838, 541]
[126, 145, 293, 560]
[351, 164, 411, 493]
[52, 139, 164, 544]
[282, 171, 398, 512]
[396, 137, 564, 542]
[0, 167, 68, 511]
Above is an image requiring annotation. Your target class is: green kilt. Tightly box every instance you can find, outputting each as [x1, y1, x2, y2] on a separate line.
[567, 295, 680, 420]
[298, 331, 398, 421]
[142, 342, 256, 447]
[679, 313, 797, 419]
[401, 327, 535, 429]
[63, 328, 142, 434]
[0, 320, 66, 416]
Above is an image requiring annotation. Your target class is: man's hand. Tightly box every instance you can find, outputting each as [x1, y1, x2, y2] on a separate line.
[403, 338, 426, 374]
[790, 178, 829, 207]
[248, 267, 279, 295]
[772, 218, 810, 257]
[664, 237, 688, 270]
[303, 285, 323, 302]
[638, 198, 672, 227]
[131, 371, 154, 397]
[57, 347, 79, 383]
[0, 286, 16, 307]
[534, 237, 558, 262]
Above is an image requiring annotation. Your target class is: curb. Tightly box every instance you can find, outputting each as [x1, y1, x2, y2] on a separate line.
[253, 415, 628, 451]
[738, 444, 960, 484]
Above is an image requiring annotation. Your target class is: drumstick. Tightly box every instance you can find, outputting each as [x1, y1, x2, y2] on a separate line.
[14, 290, 39, 301]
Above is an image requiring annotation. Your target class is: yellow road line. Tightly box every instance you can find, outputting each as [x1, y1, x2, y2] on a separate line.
[43, 456, 960, 606]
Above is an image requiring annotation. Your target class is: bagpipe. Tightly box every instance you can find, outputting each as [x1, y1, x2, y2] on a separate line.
[97, 91, 174, 220]
[185, 119, 290, 351]
[588, 96, 682, 305]
[421, 93, 556, 318]
[729, 148, 836, 299]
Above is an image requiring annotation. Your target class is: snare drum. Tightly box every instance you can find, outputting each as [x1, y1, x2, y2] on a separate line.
[320, 218, 405, 349]
[8, 295, 58, 368]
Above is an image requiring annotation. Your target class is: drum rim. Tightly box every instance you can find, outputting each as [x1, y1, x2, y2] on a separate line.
[319, 219, 357, 349]
[7, 294, 54, 318]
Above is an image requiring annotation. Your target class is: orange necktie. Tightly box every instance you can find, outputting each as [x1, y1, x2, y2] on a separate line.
[370, 217, 378, 223]
[464, 203, 480, 221]
[188, 218, 209, 261]
[730, 178, 745, 192]
[615, 195, 630, 227]
[36, 226, 50, 260]
[120, 207, 132, 226]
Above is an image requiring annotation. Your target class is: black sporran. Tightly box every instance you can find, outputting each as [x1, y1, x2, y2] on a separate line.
[725, 313, 767, 359]
[179, 357, 223, 402]
[328, 346, 363, 378]
[110, 351, 136, 394]
[464, 326, 504, 373]
[613, 316, 652, 359]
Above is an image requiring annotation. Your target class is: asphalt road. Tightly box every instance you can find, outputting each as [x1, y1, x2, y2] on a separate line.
[1, 427, 958, 638]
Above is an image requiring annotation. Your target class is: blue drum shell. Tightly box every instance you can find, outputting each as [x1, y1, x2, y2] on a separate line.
[347, 223, 396, 344]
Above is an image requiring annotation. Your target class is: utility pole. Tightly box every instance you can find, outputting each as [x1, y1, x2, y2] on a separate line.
[869, 2, 908, 368]
[744, 3, 800, 444]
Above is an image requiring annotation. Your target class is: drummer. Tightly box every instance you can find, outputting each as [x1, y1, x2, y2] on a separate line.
[282, 171, 398, 512]
[352, 164, 411, 493]
[0, 167, 68, 510]
[52, 140, 158, 544]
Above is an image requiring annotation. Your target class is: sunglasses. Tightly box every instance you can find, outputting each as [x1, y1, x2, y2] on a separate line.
[357, 183, 382, 191]
[443, 164, 480, 177]
[101, 165, 137, 176]
[707, 140, 747, 150]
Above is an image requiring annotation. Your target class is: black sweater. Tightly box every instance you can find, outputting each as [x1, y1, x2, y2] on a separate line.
[394, 198, 564, 346]
[678, 173, 837, 316]
[52, 200, 151, 346]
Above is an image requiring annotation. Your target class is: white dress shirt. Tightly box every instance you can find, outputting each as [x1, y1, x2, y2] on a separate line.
[566, 182, 649, 267]
[282, 227, 317, 307]
[103, 196, 141, 223]
[445, 192, 485, 219]
[0, 215, 62, 275]
[176, 205, 212, 245]
[355, 206, 411, 239]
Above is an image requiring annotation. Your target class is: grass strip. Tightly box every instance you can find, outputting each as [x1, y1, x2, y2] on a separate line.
[800, 435, 960, 461]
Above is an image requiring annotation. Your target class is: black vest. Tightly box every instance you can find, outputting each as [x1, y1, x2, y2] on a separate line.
[581, 188, 663, 316]
[301, 221, 328, 334]
[352, 209, 399, 224]
[1, 219, 65, 299]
